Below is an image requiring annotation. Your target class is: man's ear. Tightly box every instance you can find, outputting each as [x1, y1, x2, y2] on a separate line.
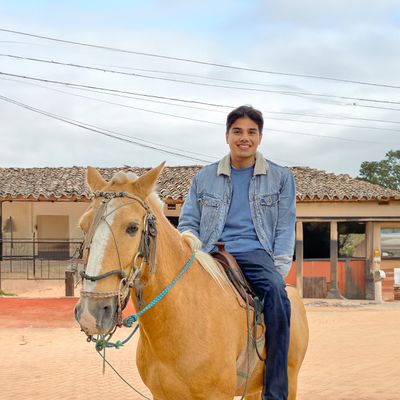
[225, 131, 229, 144]
[131, 162, 165, 198]
[86, 167, 107, 192]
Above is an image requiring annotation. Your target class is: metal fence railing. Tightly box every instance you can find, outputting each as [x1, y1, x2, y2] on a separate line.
[0, 238, 83, 280]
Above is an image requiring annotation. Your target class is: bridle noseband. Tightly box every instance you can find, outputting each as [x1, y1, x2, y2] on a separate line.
[79, 191, 158, 327]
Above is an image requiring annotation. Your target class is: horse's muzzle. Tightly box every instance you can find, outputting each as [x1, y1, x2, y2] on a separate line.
[75, 297, 118, 336]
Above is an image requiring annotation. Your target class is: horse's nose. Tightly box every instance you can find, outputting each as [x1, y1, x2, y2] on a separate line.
[94, 298, 117, 328]
[75, 297, 117, 335]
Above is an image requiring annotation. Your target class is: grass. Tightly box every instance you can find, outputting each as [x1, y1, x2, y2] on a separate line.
[0, 288, 17, 296]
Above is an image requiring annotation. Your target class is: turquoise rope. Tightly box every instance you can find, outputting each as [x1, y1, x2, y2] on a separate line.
[123, 252, 196, 327]
[93, 252, 196, 350]
[93, 324, 139, 350]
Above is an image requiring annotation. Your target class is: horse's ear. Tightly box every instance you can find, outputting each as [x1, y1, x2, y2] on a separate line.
[86, 166, 107, 192]
[132, 162, 165, 197]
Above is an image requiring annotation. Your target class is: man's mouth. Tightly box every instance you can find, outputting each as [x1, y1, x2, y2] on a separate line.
[238, 144, 250, 150]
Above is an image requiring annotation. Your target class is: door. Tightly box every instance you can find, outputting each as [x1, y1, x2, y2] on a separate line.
[36, 215, 69, 259]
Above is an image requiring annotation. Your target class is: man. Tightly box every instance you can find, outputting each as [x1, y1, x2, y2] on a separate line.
[178, 105, 296, 400]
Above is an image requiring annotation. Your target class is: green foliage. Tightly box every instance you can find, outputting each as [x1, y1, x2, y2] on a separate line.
[358, 150, 400, 191]
[0, 288, 17, 296]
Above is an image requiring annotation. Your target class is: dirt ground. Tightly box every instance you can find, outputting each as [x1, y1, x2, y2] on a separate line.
[1, 296, 399, 400]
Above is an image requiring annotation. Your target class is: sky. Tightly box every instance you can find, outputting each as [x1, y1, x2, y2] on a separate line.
[1, 0, 400, 177]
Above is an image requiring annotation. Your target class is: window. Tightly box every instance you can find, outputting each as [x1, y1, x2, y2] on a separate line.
[303, 222, 330, 259]
[338, 222, 366, 258]
[167, 216, 179, 228]
[381, 228, 400, 259]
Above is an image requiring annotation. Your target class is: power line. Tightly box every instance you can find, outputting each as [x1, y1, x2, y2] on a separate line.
[2, 82, 397, 147]
[3, 54, 400, 105]
[0, 53, 299, 90]
[3, 73, 400, 136]
[0, 71, 230, 107]
[1, 27, 400, 90]
[269, 128, 399, 145]
[0, 94, 216, 163]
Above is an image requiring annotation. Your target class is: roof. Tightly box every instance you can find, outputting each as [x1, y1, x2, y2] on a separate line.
[0, 165, 399, 202]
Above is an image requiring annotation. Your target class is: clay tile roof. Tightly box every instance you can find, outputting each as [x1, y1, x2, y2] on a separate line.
[0, 165, 399, 202]
[291, 166, 400, 201]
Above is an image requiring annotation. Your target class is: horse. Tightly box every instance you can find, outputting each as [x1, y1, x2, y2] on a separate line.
[74, 163, 309, 400]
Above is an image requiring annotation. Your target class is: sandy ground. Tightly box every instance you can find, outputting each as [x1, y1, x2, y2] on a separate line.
[1, 296, 400, 399]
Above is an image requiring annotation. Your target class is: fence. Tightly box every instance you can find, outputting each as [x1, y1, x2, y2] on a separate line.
[0, 238, 83, 281]
[286, 258, 367, 299]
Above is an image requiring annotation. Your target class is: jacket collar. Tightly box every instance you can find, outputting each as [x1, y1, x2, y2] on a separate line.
[217, 151, 269, 177]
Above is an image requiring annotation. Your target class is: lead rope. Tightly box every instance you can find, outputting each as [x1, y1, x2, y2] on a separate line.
[96, 342, 151, 400]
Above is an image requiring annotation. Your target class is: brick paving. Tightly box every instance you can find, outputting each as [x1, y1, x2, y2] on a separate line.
[0, 327, 151, 400]
[1, 298, 400, 399]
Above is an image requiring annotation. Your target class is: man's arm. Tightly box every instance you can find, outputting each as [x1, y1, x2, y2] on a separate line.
[177, 174, 201, 238]
[273, 169, 296, 278]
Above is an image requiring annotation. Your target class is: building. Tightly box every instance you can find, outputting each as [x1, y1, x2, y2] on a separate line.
[1, 165, 399, 301]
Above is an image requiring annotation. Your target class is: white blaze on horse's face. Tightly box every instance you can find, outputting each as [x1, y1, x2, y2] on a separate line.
[84, 198, 118, 293]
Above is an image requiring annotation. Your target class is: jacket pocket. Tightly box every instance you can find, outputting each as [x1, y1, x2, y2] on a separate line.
[260, 193, 279, 207]
[198, 194, 222, 240]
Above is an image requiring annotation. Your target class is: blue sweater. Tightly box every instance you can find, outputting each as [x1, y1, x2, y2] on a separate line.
[218, 165, 264, 255]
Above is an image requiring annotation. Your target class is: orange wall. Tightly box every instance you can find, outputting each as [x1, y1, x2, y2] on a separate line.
[285, 260, 366, 297]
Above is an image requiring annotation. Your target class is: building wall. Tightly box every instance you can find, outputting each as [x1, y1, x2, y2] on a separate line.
[297, 201, 400, 218]
[2, 201, 88, 240]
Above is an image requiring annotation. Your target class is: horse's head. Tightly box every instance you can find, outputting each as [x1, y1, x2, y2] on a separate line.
[74, 163, 164, 337]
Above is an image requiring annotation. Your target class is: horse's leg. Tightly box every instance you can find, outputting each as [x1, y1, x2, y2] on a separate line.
[288, 369, 299, 400]
[245, 392, 261, 399]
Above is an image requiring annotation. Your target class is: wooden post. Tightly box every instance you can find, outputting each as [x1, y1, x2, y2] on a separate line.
[327, 220, 342, 299]
[65, 270, 75, 297]
[295, 221, 304, 297]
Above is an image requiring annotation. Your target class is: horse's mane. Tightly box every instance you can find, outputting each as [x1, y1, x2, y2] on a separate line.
[181, 231, 229, 288]
[111, 171, 229, 288]
[111, 171, 164, 211]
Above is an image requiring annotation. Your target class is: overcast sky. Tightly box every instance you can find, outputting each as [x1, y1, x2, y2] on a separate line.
[1, 0, 400, 177]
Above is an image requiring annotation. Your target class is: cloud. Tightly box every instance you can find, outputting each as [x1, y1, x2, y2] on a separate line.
[1, 1, 399, 178]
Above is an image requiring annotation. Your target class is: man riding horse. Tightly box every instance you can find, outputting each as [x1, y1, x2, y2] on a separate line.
[178, 105, 296, 400]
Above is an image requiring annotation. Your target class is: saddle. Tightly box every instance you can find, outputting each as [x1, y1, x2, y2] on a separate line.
[210, 242, 258, 310]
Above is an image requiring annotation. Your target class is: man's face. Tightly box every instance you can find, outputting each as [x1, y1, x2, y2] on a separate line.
[226, 117, 262, 167]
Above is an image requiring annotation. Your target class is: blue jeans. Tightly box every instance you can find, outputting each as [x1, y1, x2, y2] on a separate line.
[234, 250, 291, 400]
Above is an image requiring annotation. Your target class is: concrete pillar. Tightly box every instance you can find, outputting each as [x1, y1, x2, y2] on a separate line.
[327, 220, 342, 299]
[365, 222, 375, 300]
[295, 221, 304, 297]
[371, 222, 384, 302]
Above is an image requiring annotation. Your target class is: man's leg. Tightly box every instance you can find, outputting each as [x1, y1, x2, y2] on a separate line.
[235, 249, 291, 400]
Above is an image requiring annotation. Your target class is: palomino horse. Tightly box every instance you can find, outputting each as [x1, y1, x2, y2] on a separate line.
[75, 163, 309, 400]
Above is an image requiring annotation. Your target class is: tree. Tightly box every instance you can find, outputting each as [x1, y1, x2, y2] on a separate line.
[358, 150, 400, 191]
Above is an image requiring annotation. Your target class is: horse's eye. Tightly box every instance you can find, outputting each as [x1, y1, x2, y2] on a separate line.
[126, 223, 139, 236]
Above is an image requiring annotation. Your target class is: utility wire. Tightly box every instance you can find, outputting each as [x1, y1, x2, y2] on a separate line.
[1, 53, 299, 90]
[0, 91, 303, 166]
[3, 74, 400, 135]
[1, 28, 400, 90]
[1, 87, 397, 147]
[2, 54, 400, 105]
[0, 94, 215, 163]
[269, 128, 399, 145]
[0, 71, 230, 107]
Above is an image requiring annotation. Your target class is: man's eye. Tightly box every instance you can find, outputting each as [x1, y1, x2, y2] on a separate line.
[126, 223, 139, 236]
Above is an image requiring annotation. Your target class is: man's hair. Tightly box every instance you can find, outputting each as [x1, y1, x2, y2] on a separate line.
[226, 105, 264, 133]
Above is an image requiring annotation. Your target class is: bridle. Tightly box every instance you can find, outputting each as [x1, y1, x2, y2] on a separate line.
[79, 191, 158, 327]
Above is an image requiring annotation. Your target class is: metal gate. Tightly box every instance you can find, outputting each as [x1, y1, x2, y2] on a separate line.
[0, 238, 82, 280]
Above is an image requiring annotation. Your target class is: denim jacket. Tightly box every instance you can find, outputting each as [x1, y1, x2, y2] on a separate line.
[177, 151, 296, 277]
